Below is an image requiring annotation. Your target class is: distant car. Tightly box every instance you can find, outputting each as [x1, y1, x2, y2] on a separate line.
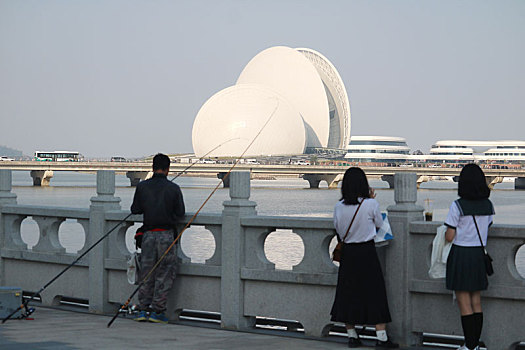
[294, 160, 310, 166]
[111, 157, 127, 162]
[0, 156, 14, 161]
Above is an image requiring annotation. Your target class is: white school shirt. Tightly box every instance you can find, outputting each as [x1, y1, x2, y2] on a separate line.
[444, 201, 493, 247]
[333, 198, 383, 243]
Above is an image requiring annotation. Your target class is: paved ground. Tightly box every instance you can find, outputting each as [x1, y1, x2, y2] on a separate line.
[0, 307, 428, 350]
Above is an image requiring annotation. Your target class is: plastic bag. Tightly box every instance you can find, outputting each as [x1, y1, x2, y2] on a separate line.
[127, 252, 141, 285]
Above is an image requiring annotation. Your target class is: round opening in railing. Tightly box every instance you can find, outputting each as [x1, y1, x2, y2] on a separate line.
[125, 223, 143, 253]
[58, 219, 86, 253]
[264, 229, 304, 270]
[20, 218, 39, 249]
[515, 244, 525, 279]
[180, 226, 216, 263]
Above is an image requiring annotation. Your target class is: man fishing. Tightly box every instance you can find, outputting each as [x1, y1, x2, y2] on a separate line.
[130, 153, 185, 323]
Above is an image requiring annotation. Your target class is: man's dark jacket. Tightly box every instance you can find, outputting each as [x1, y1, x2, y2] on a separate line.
[131, 173, 185, 231]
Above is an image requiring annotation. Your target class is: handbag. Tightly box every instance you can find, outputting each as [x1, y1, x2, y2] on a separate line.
[472, 215, 494, 276]
[332, 200, 363, 262]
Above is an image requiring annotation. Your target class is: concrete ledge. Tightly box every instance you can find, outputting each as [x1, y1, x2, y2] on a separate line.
[104, 211, 223, 225]
[410, 279, 525, 301]
[410, 221, 525, 238]
[1, 248, 88, 266]
[1, 204, 89, 218]
[241, 216, 334, 229]
[241, 268, 337, 286]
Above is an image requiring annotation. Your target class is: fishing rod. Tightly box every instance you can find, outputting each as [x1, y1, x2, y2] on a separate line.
[1, 138, 238, 324]
[107, 102, 279, 327]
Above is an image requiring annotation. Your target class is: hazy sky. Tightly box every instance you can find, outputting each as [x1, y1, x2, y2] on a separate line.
[1, 0, 524, 158]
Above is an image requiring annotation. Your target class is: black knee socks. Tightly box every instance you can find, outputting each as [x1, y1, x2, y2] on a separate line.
[461, 312, 483, 349]
[473, 312, 483, 345]
[461, 314, 476, 349]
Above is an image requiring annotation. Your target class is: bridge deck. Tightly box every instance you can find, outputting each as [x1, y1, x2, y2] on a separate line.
[0, 161, 523, 177]
[0, 307, 431, 349]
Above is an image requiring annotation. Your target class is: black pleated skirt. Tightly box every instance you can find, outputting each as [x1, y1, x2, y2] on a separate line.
[446, 244, 488, 291]
[330, 240, 392, 325]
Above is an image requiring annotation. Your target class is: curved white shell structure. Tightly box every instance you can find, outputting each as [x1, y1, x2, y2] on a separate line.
[192, 84, 306, 157]
[237, 46, 329, 147]
[296, 48, 351, 149]
[192, 46, 351, 156]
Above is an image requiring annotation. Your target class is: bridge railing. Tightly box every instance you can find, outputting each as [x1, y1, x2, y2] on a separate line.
[408, 221, 525, 349]
[0, 169, 524, 348]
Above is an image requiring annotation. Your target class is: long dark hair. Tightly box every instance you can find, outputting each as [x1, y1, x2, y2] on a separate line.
[458, 163, 490, 200]
[341, 167, 371, 205]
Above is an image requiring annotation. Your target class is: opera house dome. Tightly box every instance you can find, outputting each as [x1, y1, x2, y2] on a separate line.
[192, 46, 350, 157]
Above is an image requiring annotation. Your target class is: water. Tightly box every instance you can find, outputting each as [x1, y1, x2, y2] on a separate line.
[9, 171, 525, 276]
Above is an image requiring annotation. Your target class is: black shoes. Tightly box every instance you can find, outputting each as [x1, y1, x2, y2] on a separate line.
[376, 339, 399, 348]
[348, 337, 362, 348]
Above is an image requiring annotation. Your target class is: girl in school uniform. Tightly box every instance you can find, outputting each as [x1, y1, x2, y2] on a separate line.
[445, 164, 494, 350]
[330, 167, 398, 349]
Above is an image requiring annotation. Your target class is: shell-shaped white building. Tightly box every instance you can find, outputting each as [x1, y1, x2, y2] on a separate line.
[192, 46, 351, 157]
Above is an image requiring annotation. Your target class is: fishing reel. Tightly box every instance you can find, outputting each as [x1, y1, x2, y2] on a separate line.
[118, 303, 139, 316]
[19, 304, 36, 320]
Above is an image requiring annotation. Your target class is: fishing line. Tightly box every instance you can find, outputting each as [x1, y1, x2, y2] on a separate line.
[1, 138, 239, 324]
[107, 101, 280, 327]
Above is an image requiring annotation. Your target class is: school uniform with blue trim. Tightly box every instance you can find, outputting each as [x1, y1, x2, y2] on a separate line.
[445, 198, 494, 291]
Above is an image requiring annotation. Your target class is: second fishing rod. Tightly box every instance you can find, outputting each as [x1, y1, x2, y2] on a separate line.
[107, 102, 280, 327]
[1, 139, 239, 324]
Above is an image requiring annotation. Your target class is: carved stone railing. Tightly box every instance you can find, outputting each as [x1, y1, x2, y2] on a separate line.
[1, 169, 524, 348]
[409, 222, 525, 349]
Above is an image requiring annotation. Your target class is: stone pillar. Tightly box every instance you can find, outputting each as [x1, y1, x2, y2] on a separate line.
[126, 171, 152, 186]
[0, 170, 17, 285]
[30, 170, 54, 186]
[88, 170, 121, 314]
[217, 172, 230, 188]
[385, 173, 424, 346]
[0, 169, 17, 206]
[381, 175, 395, 189]
[302, 174, 340, 188]
[486, 176, 504, 189]
[515, 177, 525, 190]
[302, 174, 321, 188]
[221, 172, 256, 330]
[416, 175, 430, 189]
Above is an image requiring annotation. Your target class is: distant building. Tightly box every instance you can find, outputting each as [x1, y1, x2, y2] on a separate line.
[192, 46, 351, 157]
[344, 136, 410, 164]
[429, 140, 525, 164]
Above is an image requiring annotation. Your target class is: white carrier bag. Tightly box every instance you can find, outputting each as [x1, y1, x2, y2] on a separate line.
[127, 252, 141, 285]
[428, 225, 452, 279]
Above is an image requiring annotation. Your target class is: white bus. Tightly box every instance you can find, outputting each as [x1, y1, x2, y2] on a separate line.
[34, 151, 81, 162]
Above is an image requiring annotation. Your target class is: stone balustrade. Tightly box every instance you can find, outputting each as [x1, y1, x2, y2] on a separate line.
[0, 169, 524, 348]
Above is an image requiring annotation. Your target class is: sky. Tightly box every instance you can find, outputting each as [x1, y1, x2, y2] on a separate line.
[1, 0, 524, 158]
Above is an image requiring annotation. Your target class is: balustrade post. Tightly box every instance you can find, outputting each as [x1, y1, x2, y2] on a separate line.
[0, 169, 17, 206]
[0, 170, 17, 285]
[221, 171, 256, 330]
[385, 173, 424, 346]
[88, 170, 121, 313]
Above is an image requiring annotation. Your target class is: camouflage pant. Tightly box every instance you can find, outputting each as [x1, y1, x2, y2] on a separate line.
[138, 230, 177, 313]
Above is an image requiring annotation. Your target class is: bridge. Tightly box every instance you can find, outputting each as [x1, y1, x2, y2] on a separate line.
[0, 169, 524, 348]
[1, 161, 525, 189]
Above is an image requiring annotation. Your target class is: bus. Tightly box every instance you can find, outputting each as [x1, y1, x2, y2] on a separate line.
[34, 151, 81, 162]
